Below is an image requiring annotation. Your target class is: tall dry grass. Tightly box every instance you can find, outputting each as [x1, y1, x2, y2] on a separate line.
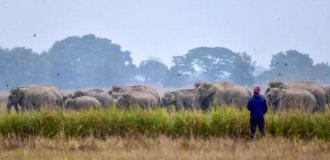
[0, 107, 329, 140]
[0, 136, 329, 160]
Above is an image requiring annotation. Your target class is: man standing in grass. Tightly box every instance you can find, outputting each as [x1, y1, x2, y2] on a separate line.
[247, 86, 268, 139]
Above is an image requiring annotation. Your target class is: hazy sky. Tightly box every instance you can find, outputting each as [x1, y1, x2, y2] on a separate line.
[0, 0, 329, 67]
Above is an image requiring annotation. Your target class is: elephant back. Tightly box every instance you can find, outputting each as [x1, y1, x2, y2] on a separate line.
[111, 85, 160, 104]
[286, 81, 326, 111]
[281, 89, 317, 112]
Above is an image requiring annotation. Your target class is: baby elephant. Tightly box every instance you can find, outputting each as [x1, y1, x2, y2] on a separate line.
[115, 92, 158, 109]
[72, 89, 114, 108]
[66, 96, 102, 110]
[266, 88, 317, 112]
[161, 89, 195, 111]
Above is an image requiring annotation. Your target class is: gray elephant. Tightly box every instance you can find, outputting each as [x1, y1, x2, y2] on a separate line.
[109, 85, 160, 103]
[324, 86, 330, 105]
[114, 91, 159, 109]
[66, 96, 102, 110]
[72, 89, 114, 108]
[193, 81, 251, 111]
[161, 89, 195, 111]
[265, 81, 327, 111]
[36, 84, 70, 107]
[266, 88, 317, 112]
[7, 84, 67, 112]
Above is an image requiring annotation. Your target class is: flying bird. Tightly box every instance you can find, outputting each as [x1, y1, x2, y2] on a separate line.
[276, 62, 279, 64]
[56, 73, 60, 78]
[5, 84, 8, 88]
[284, 63, 288, 66]
[177, 73, 182, 76]
[278, 73, 282, 76]
[33, 34, 36, 37]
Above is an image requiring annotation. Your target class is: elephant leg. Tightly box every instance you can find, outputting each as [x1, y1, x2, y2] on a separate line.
[7, 104, 12, 113]
[13, 104, 19, 113]
[175, 102, 184, 111]
[21, 105, 26, 112]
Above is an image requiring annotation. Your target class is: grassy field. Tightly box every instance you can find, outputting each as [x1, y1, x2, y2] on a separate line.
[0, 104, 329, 159]
[0, 136, 329, 160]
[0, 106, 329, 140]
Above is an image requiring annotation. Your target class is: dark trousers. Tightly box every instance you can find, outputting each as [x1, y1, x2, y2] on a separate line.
[250, 116, 265, 138]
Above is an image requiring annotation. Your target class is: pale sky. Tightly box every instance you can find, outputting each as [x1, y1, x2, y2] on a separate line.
[0, 0, 329, 67]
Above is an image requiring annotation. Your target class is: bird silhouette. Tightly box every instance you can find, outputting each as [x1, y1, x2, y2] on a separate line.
[177, 73, 182, 76]
[278, 73, 282, 76]
[284, 63, 288, 66]
[5, 84, 8, 88]
[276, 62, 279, 64]
[33, 34, 36, 37]
[56, 73, 60, 78]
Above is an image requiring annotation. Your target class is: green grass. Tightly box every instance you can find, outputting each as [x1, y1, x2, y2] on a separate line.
[0, 107, 329, 140]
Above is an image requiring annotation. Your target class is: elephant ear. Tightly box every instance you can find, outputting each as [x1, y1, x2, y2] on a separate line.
[169, 93, 177, 103]
[74, 91, 85, 97]
[206, 86, 215, 97]
[112, 86, 122, 92]
[123, 94, 131, 100]
[15, 88, 24, 99]
[278, 91, 285, 100]
[10, 88, 19, 95]
[194, 80, 208, 89]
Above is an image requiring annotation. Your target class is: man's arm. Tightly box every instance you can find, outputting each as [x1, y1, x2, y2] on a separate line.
[247, 99, 252, 111]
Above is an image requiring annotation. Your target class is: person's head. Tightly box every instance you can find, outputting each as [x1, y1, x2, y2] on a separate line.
[253, 86, 261, 94]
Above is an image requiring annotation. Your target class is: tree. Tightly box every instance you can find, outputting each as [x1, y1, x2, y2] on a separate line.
[312, 63, 330, 83]
[0, 47, 50, 89]
[138, 59, 168, 83]
[258, 50, 315, 82]
[230, 53, 255, 86]
[46, 34, 137, 88]
[165, 47, 255, 86]
[163, 66, 190, 87]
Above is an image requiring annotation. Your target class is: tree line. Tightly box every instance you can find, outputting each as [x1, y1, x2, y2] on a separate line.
[1, 34, 330, 90]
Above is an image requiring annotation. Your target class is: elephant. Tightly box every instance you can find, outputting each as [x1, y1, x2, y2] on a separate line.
[36, 84, 71, 107]
[114, 91, 159, 109]
[265, 81, 327, 111]
[192, 81, 251, 111]
[160, 89, 195, 111]
[266, 88, 317, 112]
[324, 86, 330, 105]
[72, 89, 114, 108]
[109, 85, 160, 103]
[6, 84, 67, 112]
[66, 96, 102, 110]
[16, 84, 70, 106]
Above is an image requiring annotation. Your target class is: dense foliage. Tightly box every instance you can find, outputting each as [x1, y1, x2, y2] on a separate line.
[1, 34, 330, 89]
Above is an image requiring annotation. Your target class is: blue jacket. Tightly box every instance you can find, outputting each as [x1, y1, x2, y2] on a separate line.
[247, 93, 268, 118]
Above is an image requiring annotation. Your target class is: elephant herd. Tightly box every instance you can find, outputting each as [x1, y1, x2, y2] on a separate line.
[5, 80, 330, 113]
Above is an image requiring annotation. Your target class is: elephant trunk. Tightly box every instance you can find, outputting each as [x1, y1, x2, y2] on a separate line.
[6, 101, 12, 113]
[193, 94, 211, 111]
[271, 101, 279, 110]
[192, 94, 202, 109]
[160, 98, 165, 107]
